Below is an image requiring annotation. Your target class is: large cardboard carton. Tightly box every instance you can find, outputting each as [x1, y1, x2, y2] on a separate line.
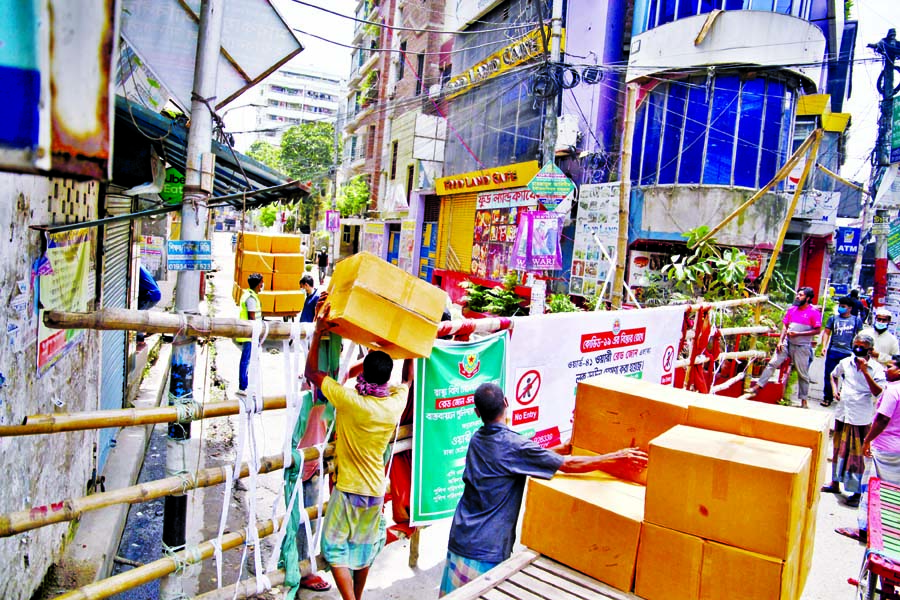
[635, 523, 703, 600]
[645, 425, 810, 560]
[274, 253, 305, 273]
[571, 375, 691, 483]
[257, 291, 276, 313]
[686, 395, 829, 507]
[326, 252, 448, 358]
[275, 291, 306, 313]
[232, 282, 242, 305]
[238, 251, 276, 274]
[699, 539, 799, 600]
[238, 232, 271, 253]
[521, 472, 644, 592]
[794, 498, 817, 600]
[270, 234, 302, 254]
[273, 272, 304, 291]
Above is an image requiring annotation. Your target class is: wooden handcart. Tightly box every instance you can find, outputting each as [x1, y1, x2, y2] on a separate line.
[856, 478, 900, 599]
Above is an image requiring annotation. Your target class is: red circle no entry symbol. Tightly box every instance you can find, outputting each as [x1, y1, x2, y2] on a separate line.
[516, 370, 541, 405]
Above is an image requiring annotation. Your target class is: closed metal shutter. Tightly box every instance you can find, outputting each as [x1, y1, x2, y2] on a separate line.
[436, 193, 476, 273]
[98, 195, 133, 473]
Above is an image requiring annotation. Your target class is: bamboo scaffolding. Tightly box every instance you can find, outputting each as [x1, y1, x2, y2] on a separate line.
[0, 425, 411, 538]
[0, 396, 288, 437]
[675, 350, 768, 369]
[686, 295, 768, 312]
[54, 508, 320, 600]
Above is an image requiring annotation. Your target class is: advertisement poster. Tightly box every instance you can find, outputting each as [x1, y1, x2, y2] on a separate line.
[326, 210, 340, 232]
[36, 228, 96, 376]
[506, 306, 686, 445]
[472, 189, 538, 280]
[511, 211, 563, 271]
[627, 251, 669, 287]
[362, 222, 385, 258]
[397, 219, 417, 275]
[140, 235, 166, 273]
[411, 332, 508, 524]
[571, 183, 619, 297]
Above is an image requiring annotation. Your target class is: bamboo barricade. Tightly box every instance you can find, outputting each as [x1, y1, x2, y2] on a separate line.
[0, 425, 410, 538]
[194, 570, 287, 600]
[54, 510, 310, 600]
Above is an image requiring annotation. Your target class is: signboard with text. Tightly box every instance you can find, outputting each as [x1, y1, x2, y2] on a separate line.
[835, 227, 860, 255]
[892, 96, 900, 164]
[166, 240, 211, 271]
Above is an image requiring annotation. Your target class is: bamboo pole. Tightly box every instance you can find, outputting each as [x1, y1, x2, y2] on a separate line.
[691, 130, 821, 248]
[0, 425, 411, 538]
[0, 396, 288, 437]
[685, 295, 768, 312]
[675, 350, 768, 369]
[612, 82, 639, 309]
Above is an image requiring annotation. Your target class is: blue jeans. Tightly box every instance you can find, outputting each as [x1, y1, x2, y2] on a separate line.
[824, 349, 850, 402]
[238, 341, 252, 391]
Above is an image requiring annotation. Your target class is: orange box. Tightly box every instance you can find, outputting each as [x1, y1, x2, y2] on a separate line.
[571, 374, 691, 483]
[326, 252, 448, 358]
[635, 523, 703, 600]
[232, 282, 242, 305]
[686, 395, 829, 508]
[275, 291, 306, 313]
[256, 291, 276, 313]
[236, 270, 272, 291]
[646, 425, 810, 560]
[699, 539, 799, 600]
[794, 497, 817, 600]
[274, 253, 305, 273]
[237, 251, 276, 274]
[272, 272, 304, 291]
[269, 234, 302, 254]
[238, 232, 271, 253]
[521, 472, 644, 592]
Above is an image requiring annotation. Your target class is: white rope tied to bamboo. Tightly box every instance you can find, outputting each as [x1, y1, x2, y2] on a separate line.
[212, 467, 234, 589]
[163, 541, 203, 579]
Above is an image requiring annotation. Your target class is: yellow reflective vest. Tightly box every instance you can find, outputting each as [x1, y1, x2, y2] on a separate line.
[236, 288, 261, 342]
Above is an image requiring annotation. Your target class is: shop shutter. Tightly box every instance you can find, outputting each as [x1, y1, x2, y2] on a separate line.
[436, 193, 476, 273]
[98, 195, 133, 473]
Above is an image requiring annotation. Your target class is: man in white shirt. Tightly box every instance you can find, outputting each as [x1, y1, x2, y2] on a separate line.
[822, 333, 886, 507]
[863, 308, 900, 366]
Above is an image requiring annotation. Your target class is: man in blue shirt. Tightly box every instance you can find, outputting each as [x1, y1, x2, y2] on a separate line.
[299, 274, 321, 323]
[439, 383, 647, 596]
[819, 296, 864, 407]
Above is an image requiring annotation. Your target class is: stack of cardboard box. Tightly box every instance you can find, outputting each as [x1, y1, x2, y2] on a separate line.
[326, 252, 449, 358]
[521, 374, 828, 600]
[233, 232, 307, 314]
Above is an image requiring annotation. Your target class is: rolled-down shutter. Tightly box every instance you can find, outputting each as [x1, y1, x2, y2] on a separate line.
[98, 195, 132, 473]
[436, 193, 476, 273]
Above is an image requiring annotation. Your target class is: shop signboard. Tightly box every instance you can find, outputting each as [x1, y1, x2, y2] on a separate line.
[411, 332, 508, 524]
[167, 240, 212, 271]
[527, 162, 575, 199]
[159, 167, 185, 205]
[570, 183, 618, 297]
[874, 214, 891, 235]
[836, 227, 860, 255]
[893, 96, 900, 164]
[506, 306, 687, 445]
[889, 222, 900, 268]
[436, 161, 539, 196]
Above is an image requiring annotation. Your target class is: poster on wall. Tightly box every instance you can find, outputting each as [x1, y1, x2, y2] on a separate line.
[411, 331, 508, 525]
[362, 222, 385, 258]
[571, 183, 619, 297]
[397, 219, 417, 275]
[506, 306, 686, 446]
[139, 235, 165, 273]
[36, 228, 96, 376]
[511, 211, 563, 271]
[627, 251, 670, 287]
[471, 189, 538, 280]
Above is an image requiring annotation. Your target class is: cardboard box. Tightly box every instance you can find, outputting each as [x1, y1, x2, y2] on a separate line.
[686, 395, 829, 507]
[273, 272, 304, 291]
[237, 251, 276, 274]
[645, 425, 810, 560]
[274, 291, 306, 313]
[238, 232, 271, 253]
[571, 374, 691, 483]
[274, 253, 305, 273]
[521, 472, 644, 592]
[700, 539, 799, 600]
[794, 498, 817, 600]
[232, 282, 242, 305]
[256, 291, 276, 313]
[326, 252, 448, 358]
[269, 234, 302, 254]
[236, 270, 272, 291]
[635, 523, 703, 600]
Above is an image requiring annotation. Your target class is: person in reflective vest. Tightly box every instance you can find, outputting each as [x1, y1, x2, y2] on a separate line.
[236, 272, 264, 396]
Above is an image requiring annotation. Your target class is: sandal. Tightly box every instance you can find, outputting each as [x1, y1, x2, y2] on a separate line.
[835, 527, 866, 542]
[300, 574, 332, 592]
[820, 399, 833, 407]
[745, 384, 761, 399]
[821, 484, 841, 494]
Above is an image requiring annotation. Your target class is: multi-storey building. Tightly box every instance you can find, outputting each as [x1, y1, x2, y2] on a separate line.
[225, 65, 344, 153]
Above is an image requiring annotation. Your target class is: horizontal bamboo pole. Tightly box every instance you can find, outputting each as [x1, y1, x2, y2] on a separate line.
[0, 396, 288, 437]
[675, 350, 767, 369]
[716, 326, 772, 336]
[54, 508, 316, 600]
[0, 424, 412, 538]
[686, 295, 768, 312]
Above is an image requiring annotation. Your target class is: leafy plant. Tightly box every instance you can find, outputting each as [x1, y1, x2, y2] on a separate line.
[337, 175, 370, 217]
[257, 204, 278, 228]
[460, 274, 529, 317]
[547, 293, 581, 313]
[662, 226, 751, 300]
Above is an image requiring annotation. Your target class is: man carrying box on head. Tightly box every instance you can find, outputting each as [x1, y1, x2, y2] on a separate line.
[439, 382, 647, 597]
[236, 272, 264, 397]
[304, 309, 412, 600]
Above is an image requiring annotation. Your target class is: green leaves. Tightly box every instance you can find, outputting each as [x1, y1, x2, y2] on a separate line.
[660, 225, 752, 300]
[337, 175, 370, 217]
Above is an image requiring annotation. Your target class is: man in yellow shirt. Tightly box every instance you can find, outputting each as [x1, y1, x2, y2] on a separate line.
[304, 310, 410, 600]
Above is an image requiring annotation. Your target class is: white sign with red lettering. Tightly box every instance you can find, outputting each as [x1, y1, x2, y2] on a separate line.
[506, 306, 687, 446]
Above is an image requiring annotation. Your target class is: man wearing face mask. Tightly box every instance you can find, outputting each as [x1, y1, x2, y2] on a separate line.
[749, 287, 822, 408]
[236, 272, 264, 397]
[862, 308, 900, 367]
[821, 333, 886, 508]
[818, 296, 864, 407]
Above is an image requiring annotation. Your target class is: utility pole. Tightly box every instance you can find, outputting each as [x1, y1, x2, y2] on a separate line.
[162, 1, 224, 597]
[611, 83, 639, 308]
[867, 28, 900, 308]
[539, 0, 563, 166]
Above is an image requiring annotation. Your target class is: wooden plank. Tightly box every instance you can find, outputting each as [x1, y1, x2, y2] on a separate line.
[483, 589, 518, 600]
[495, 579, 548, 600]
[507, 571, 585, 600]
[522, 564, 608, 600]
[441, 551, 540, 600]
[530, 556, 638, 600]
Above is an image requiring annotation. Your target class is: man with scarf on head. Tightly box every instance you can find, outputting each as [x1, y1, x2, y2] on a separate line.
[862, 307, 900, 367]
[749, 286, 822, 408]
[304, 308, 411, 600]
